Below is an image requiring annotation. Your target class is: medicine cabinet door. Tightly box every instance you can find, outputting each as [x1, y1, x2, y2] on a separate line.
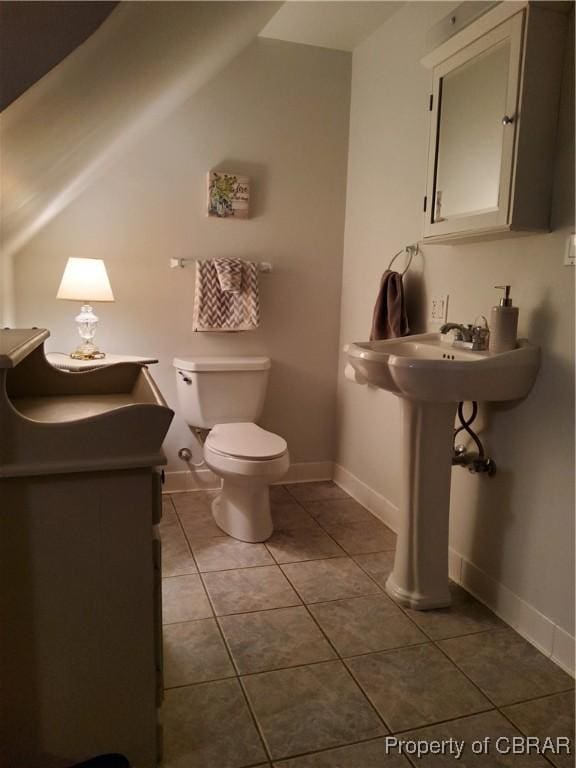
[424, 11, 524, 239]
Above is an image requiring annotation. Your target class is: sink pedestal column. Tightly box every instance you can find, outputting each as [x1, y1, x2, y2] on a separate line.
[385, 398, 457, 610]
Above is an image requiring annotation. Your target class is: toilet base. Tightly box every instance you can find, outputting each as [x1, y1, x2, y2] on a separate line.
[211, 482, 273, 543]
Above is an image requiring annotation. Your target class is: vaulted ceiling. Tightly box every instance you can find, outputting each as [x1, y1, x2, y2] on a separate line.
[0, 1, 118, 111]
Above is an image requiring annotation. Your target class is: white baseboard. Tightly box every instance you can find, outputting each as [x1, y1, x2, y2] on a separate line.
[333, 463, 575, 678]
[456, 555, 575, 677]
[164, 467, 220, 493]
[333, 463, 398, 531]
[281, 460, 334, 484]
[164, 460, 334, 494]
[552, 625, 576, 676]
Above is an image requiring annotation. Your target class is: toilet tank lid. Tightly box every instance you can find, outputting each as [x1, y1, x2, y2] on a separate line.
[173, 356, 270, 372]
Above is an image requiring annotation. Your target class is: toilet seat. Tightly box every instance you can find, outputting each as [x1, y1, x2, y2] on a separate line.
[206, 422, 287, 460]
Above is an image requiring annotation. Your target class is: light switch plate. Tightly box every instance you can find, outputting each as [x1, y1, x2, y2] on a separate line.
[564, 234, 575, 266]
[430, 294, 449, 324]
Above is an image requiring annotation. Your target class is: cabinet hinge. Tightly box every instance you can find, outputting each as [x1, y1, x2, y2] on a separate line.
[423, 196, 427, 212]
[429, 94, 433, 111]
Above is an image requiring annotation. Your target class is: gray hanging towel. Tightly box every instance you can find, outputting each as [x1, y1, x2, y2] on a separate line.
[193, 259, 260, 332]
[370, 269, 409, 340]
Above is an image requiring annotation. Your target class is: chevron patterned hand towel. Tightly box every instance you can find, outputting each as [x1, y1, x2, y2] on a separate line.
[214, 258, 243, 292]
[192, 259, 260, 332]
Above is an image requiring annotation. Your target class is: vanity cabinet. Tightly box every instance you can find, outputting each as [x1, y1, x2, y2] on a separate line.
[0, 329, 173, 768]
[422, 1, 567, 243]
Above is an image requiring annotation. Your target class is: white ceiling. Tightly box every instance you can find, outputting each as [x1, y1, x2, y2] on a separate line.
[259, 1, 404, 52]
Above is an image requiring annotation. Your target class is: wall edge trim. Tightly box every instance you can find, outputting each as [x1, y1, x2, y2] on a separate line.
[333, 462, 575, 678]
[164, 460, 334, 493]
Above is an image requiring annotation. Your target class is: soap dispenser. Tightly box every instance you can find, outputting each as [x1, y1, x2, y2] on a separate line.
[489, 285, 518, 353]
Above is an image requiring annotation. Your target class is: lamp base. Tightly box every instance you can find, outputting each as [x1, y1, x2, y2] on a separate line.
[70, 304, 106, 359]
[70, 342, 106, 360]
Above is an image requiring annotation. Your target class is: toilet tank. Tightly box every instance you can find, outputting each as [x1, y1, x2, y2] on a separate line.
[173, 356, 271, 429]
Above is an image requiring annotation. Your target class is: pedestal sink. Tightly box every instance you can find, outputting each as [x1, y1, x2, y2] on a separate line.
[345, 333, 540, 610]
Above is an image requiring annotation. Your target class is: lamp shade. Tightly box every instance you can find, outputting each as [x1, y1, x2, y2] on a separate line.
[57, 258, 114, 302]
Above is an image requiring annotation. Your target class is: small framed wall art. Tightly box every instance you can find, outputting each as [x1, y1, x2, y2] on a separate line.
[207, 171, 250, 219]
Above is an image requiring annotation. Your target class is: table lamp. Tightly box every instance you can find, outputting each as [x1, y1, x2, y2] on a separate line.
[56, 257, 115, 359]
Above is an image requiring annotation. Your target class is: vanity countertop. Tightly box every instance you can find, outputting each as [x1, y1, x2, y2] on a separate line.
[0, 328, 49, 368]
[47, 352, 159, 370]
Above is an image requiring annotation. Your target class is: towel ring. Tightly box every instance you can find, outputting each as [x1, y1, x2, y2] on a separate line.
[388, 244, 418, 276]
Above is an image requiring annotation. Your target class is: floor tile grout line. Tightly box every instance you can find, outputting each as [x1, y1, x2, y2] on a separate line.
[164, 588, 438, 622]
[160, 571, 199, 580]
[498, 687, 576, 709]
[277, 560, 387, 605]
[214, 613, 246, 677]
[158, 501, 201, 575]
[395, 704, 571, 768]
[332, 552, 525, 716]
[232, 650, 339, 679]
[239, 659, 391, 764]
[262, 734, 411, 766]
[340, 639, 437, 662]
[278, 564, 394, 736]
[162, 615, 215, 627]
[237, 674, 278, 765]
[429, 630, 514, 709]
[282, 483, 349, 506]
[430, 625, 576, 706]
[350, 554, 509, 645]
[170, 503, 196, 561]
[172, 548, 389, 573]
[261, 546, 347, 567]
[194, 558, 274, 764]
[164, 672, 237, 691]
[423, 625, 527, 643]
[278, 484, 324, 513]
[385, 705, 499, 737]
[495, 706, 562, 768]
[378, 591, 511, 644]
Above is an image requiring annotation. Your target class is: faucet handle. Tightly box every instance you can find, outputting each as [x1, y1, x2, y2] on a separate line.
[471, 315, 490, 350]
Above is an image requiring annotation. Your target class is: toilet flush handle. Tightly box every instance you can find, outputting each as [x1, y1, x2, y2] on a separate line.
[178, 371, 192, 384]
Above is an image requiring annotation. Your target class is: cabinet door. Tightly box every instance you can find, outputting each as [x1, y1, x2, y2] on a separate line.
[424, 11, 524, 239]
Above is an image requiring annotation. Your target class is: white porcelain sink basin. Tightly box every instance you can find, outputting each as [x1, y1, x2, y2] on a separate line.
[344, 332, 540, 612]
[346, 333, 540, 402]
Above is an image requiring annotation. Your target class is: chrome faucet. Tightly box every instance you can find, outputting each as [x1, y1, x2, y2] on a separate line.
[440, 319, 490, 351]
[439, 323, 473, 342]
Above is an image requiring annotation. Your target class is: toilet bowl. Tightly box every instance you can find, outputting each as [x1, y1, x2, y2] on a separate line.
[173, 355, 289, 543]
[204, 423, 289, 542]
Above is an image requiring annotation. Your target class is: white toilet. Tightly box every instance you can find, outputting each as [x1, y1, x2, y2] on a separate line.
[173, 356, 289, 542]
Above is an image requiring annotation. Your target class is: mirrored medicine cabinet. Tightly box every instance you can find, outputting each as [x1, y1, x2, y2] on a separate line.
[421, 1, 568, 243]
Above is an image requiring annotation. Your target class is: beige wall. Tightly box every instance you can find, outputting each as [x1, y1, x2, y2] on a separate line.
[1, 2, 281, 264]
[337, 0, 574, 638]
[14, 38, 351, 472]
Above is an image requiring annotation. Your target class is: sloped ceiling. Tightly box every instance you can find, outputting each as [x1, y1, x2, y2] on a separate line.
[259, 1, 403, 52]
[0, 2, 282, 264]
[0, 1, 119, 111]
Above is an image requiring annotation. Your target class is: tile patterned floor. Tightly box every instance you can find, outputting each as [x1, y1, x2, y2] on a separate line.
[159, 484, 574, 768]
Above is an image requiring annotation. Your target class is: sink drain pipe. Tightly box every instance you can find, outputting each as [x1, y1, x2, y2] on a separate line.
[452, 401, 496, 476]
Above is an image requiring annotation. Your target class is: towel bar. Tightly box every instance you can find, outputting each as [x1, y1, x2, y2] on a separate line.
[170, 258, 272, 272]
[387, 244, 419, 276]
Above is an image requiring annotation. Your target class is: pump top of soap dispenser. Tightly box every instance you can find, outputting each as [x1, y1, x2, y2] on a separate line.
[495, 285, 513, 307]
